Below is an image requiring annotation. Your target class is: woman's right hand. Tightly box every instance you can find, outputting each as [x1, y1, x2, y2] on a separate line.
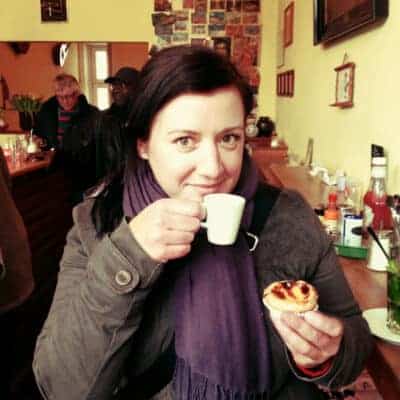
[128, 197, 204, 263]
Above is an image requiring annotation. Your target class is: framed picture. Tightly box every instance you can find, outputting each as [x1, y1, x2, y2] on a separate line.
[40, 0, 67, 22]
[332, 62, 355, 108]
[283, 2, 294, 47]
[277, 70, 295, 97]
[313, 0, 388, 45]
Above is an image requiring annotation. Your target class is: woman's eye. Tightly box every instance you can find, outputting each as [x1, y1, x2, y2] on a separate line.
[174, 136, 196, 150]
[221, 133, 241, 149]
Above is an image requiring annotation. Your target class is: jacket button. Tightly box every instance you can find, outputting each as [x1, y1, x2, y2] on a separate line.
[115, 270, 132, 286]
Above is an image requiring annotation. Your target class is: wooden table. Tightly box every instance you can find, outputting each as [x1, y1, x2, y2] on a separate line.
[259, 163, 400, 400]
[7, 150, 54, 177]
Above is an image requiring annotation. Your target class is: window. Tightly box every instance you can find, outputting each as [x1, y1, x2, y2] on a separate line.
[81, 43, 110, 110]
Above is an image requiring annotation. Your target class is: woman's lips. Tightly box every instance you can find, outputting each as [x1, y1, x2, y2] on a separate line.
[187, 184, 225, 196]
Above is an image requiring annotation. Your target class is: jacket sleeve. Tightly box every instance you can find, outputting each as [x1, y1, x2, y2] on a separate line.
[259, 189, 373, 391]
[33, 204, 165, 400]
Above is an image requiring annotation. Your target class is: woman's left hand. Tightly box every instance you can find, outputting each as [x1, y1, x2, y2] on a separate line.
[269, 310, 344, 368]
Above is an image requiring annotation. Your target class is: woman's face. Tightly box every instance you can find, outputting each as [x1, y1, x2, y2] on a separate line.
[137, 86, 246, 199]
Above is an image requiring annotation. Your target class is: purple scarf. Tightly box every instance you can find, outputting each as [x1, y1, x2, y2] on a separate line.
[123, 153, 270, 399]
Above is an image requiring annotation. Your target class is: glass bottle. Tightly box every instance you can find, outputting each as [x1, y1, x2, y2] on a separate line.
[324, 191, 339, 240]
[363, 157, 392, 231]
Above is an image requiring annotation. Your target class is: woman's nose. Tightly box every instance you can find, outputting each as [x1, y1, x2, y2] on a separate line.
[197, 145, 223, 178]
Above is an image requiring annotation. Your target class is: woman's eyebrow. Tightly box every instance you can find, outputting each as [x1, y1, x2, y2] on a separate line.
[166, 129, 199, 135]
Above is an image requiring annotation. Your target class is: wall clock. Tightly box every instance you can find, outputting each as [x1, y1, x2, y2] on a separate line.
[41, 0, 67, 22]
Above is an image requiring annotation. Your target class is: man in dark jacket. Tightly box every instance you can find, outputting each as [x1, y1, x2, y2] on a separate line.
[34, 74, 99, 204]
[94, 67, 140, 181]
[34, 73, 98, 151]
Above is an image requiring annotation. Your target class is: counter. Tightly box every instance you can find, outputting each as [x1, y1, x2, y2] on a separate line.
[260, 163, 400, 400]
[8, 150, 55, 177]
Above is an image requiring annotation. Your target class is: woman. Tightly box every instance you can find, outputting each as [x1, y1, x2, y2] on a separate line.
[0, 147, 34, 398]
[33, 45, 372, 400]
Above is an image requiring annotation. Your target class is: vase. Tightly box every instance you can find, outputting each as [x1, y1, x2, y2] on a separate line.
[18, 112, 36, 132]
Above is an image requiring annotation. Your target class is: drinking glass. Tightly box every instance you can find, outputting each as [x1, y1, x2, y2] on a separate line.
[387, 258, 400, 334]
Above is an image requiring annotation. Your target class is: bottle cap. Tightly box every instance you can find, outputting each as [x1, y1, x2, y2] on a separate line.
[371, 144, 384, 158]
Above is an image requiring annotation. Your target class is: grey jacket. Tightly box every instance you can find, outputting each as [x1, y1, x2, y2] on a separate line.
[33, 189, 373, 400]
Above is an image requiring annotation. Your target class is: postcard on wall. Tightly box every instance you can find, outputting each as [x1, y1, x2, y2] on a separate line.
[154, 0, 172, 12]
[183, 0, 194, 8]
[213, 36, 232, 58]
[244, 24, 260, 35]
[226, 24, 243, 36]
[191, 38, 209, 46]
[208, 24, 226, 36]
[209, 11, 226, 24]
[157, 35, 172, 46]
[226, 12, 241, 24]
[192, 11, 207, 24]
[226, 0, 242, 12]
[242, 0, 260, 12]
[210, 0, 226, 9]
[194, 0, 207, 13]
[175, 20, 188, 31]
[152, 13, 176, 26]
[174, 10, 189, 21]
[173, 32, 189, 42]
[155, 24, 174, 35]
[242, 12, 258, 24]
[192, 24, 206, 34]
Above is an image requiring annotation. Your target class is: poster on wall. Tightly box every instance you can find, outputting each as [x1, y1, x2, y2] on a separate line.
[152, 0, 262, 96]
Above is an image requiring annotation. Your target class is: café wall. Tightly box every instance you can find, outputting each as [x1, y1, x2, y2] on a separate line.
[4, 1, 398, 195]
[278, 0, 400, 194]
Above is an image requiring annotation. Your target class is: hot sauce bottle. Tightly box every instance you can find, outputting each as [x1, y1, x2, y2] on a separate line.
[363, 155, 392, 231]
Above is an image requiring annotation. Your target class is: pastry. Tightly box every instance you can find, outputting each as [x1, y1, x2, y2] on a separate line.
[263, 280, 318, 315]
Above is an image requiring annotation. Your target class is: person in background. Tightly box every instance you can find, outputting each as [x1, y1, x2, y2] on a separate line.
[34, 74, 99, 204]
[34, 74, 98, 151]
[33, 45, 372, 400]
[94, 67, 140, 182]
[0, 147, 34, 399]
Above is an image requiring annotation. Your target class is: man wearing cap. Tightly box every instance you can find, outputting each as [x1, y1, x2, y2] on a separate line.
[94, 67, 140, 181]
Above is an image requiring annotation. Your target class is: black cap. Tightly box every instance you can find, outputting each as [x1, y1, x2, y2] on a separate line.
[104, 67, 139, 86]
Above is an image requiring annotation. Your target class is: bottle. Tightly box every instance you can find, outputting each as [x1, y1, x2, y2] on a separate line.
[363, 156, 392, 231]
[324, 191, 339, 240]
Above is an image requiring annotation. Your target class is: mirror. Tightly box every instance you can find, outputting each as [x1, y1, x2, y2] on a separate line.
[0, 41, 149, 132]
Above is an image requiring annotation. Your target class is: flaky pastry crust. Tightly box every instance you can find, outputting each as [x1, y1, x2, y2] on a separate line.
[263, 280, 318, 313]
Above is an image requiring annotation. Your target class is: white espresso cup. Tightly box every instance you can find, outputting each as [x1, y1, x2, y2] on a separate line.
[201, 193, 246, 245]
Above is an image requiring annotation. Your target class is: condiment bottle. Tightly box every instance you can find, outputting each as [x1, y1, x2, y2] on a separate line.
[324, 192, 339, 240]
[363, 156, 392, 231]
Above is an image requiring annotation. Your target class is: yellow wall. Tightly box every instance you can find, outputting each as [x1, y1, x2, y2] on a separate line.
[277, 0, 399, 194]
[0, 1, 154, 42]
[5, 1, 396, 195]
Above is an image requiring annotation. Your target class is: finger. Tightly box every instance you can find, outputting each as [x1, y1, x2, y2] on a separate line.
[176, 186, 203, 202]
[164, 198, 204, 220]
[160, 244, 192, 261]
[272, 312, 322, 362]
[281, 312, 332, 350]
[163, 229, 195, 245]
[303, 311, 344, 338]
